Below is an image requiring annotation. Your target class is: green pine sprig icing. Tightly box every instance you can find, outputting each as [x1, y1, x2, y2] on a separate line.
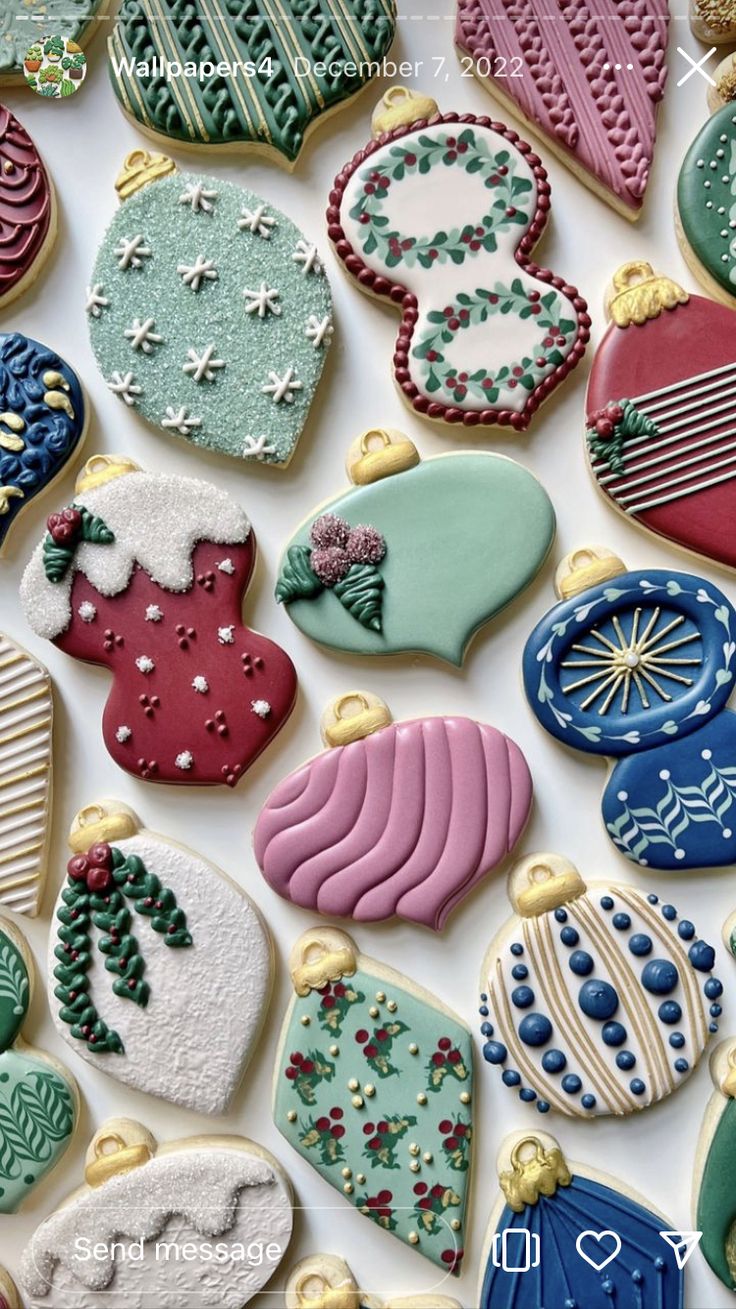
[586, 399, 660, 475]
[43, 504, 115, 584]
[53, 846, 192, 1055]
[275, 516, 387, 632]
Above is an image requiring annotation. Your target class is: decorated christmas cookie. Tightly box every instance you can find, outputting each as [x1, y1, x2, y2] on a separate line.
[255, 691, 532, 930]
[479, 852, 722, 1118]
[274, 927, 473, 1274]
[0, 106, 55, 309]
[585, 263, 736, 571]
[0, 4, 108, 82]
[20, 454, 297, 786]
[0, 913, 78, 1212]
[709, 53, 736, 114]
[0, 1268, 20, 1309]
[0, 333, 86, 554]
[108, 0, 396, 167]
[480, 1131, 685, 1308]
[523, 547, 736, 870]
[691, 0, 736, 42]
[327, 88, 589, 429]
[275, 430, 555, 663]
[0, 632, 53, 916]
[285, 1253, 462, 1308]
[695, 1040, 736, 1292]
[677, 103, 736, 307]
[456, 0, 669, 221]
[88, 151, 332, 466]
[20, 1117, 293, 1306]
[50, 799, 272, 1112]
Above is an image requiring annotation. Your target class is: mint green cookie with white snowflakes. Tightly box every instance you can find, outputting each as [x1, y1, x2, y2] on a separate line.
[87, 152, 333, 467]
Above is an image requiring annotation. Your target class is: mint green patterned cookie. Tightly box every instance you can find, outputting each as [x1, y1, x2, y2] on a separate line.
[274, 928, 473, 1275]
[87, 154, 332, 466]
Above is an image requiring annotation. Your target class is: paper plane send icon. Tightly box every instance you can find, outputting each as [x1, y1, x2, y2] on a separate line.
[659, 1231, 703, 1270]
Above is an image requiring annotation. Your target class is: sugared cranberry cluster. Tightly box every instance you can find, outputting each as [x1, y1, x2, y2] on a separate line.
[588, 402, 624, 440]
[66, 841, 113, 894]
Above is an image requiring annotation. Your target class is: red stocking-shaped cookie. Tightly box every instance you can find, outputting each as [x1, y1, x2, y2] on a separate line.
[20, 455, 297, 787]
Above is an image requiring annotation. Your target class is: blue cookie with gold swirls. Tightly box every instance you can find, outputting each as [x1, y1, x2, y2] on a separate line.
[0, 333, 86, 556]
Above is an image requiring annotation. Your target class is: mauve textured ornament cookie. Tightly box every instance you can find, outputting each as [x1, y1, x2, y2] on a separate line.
[585, 263, 736, 571]
[50, 800, 272, 1112]
[20, 1118, 293, 1307]
[327, 88, 589, 429]
[275, 430, 555, 664]
[455, 0, 669, 220]
[19, 454, 297, 787]
[255, 691, 532, 930]
[0, 106, 55, 309]
[108, 0, 396, 166]
[285, 1253, 462, 1308]
[0, 633, 53, 916]
[479, 853, 722, 1118]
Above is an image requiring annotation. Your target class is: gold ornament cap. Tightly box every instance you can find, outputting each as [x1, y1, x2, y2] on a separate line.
[290, 927, 358, 997]
[555, 547, 627, 600]
[68, 800, 140, 853]
[606, 261, 689, 328]
[0, 1265, 21, 1309]
[346, 428, 420, 486]
[285, 1255, 361, 1309]
[75, 453, 140, 495]
[710, 1039, 736, 1100]
[115, 149, 176, 201]
[321, 692, 392, 748]
[498, 1132, 572, 1212]
[509, 854, 587, 918]
[371, 86, 439, 137]
[84, 1119, 155, 1188]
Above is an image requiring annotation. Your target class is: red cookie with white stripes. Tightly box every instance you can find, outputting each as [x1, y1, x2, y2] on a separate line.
[585, 261, 736, 571]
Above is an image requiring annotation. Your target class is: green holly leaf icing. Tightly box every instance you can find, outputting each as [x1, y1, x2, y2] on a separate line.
[586, 399, 660, 475]
[275, 546, 324, 605]
[334, 563, 384, 632]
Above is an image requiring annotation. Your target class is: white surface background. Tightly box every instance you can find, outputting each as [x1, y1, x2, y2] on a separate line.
[1, 2, 734, 1304]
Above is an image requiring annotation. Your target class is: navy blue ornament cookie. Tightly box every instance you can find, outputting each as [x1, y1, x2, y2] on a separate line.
[0, 333, 86, 555]
[523, 546, 736, 870]
[480, 1131, 685, 1309]
[479, 853, 722, 1117]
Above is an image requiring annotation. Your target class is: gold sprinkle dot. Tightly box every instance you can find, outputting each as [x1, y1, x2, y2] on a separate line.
[451, 1219, 461, 1231]
[409, 1160, 420, 1173]
[409, 1043, 419, 1055]
[286, 1110, 297, 1123]
[423, 1152, 433, 1164]
[387, 1000, 397, 1013]
[417, 1092, 428, 1106]
[352, 1095, 364, 1109]
[344, 1182, 354, 1195]
[369, 1006, 379, 1018]
[341, 1167, 353, 1179]
[376, 991, 386, 1003]
[408, 1231, 419, 1245]
[3, 161, 13, 175]
[409, 1143, 420, 1157]
[300, 1015, 311, 1026]
[459, 1091, 471, 1104]
[329, 1045, 339, 1056]
[357, 1173, 366, 1184]
[348, 1078, 359, 1092]
[364, 1084, 376, 1098]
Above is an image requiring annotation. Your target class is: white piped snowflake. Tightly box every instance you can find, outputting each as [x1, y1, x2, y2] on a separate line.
[238, 205, 276, 239]
[85, 284, 109, 318]
[218, 626, 235, 645]
[183, 345, 225, 384]
[251, 699, 271, 719]
[217, 558, 235, 575]
[114, 235, 152, 270]
[175, 750, 194, 770]
[242, 435, 276, 459]
[135, 655, 155, 674]
[108, 371, 142, 406]
[177, 256, 218, 291]
[124, 317, 163, 354]
[305, 314, 334, 349]
[78, 601, 97, 622]
[161, 405, 202, 435]
[145, 605, 163, 623]
[261, 367, 302, 404]
[243, 282, 281, 318]
[192, 675, 209, 693]
[179, 183, 217, 213]
[116, 726, 132, 743]
[292, 240, 322, 276]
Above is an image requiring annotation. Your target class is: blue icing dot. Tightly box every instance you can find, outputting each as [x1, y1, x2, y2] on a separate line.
[612, 912, 631, 930]
[520, 1087, 537, 1102]
[510, 942, 524, 957]
[616, 1051, 636, 1070]
[705, 978, 724, 999]
[561, 1074, 582, 1094]
[579, 979, 619, 1020]
[711, 1004, 723, 1018]
[581, 1093, 596, 1109]
[569, 950, 594, 976]
[555, 908, 568, 923]
[511, 964, 528, 980]
[630, 1078, 646, 1095]
[480, 1022, 493, 1037]
[658, 1001, 682, 1024]
[674, 1058, 689, 1073]
[662, 904, 677, 921]
[542, 1049, 567, 1074]
[519, 1014, 552, 1046]
[502, 1069, 521, 1086]
[690, 941, 716, 971]
[483, 1041, 507, 1065]
[480, 993, 488, 1003]
[647, 894, 659, 904]
[600, 896, 614, 910]
[512, 986, 535, 1009]
[560, 926, 579, 947]
[479, 1005, 489, 1017]
[537, 1100, 550, 1113]
[669, 1033, 685, 1049]
[678, 921, 695, 941]
[710, 1022, 720, 1034]
[602, 1021, 627, 1047]
[629, 933, 653, 957]
[641, 959, 679, 995]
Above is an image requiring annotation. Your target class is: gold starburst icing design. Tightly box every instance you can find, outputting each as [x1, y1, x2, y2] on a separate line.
[561, 607, 702, 716]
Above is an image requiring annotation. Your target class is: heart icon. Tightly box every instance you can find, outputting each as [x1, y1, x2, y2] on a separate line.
[575, 1229, 622, 1271]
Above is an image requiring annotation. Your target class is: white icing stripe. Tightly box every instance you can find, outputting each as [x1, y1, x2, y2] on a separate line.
[638, 367, 736, 418]
[641, 380, 736, 430]
[630, 360, 736, 409]
[0, 637, 52, 916]
[599, 424, 736, 485]
[593, 395, 736, 474]
[625, 464, 736, 514]
[611, 441, 736, 499]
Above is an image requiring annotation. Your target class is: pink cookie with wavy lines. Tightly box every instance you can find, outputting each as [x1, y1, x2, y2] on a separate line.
[254, 693, 532, 931]
[456, 0, 669, 220]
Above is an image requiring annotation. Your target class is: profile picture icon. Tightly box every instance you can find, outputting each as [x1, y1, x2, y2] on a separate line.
[24, 36, 87, 98]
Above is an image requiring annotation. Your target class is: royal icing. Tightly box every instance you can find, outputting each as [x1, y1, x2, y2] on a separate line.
[0, 915, 77, 1212]
[695, 1041, 736, 1291]
[0, 334, 86, 551]
[20, 455, 297, 787]
[585, 263, 736, 570]
[285, 1253, 462, 1308]
[0, 633, 53, 917]
[21, 1119, 293, 1306]
[328, 89, 589, 429]
[108, 0, 396, 164]
[480, 1132, 684, 1308]
[275, 928, 473, 1274]
[276, 430, 555, 665]
[678, 106, 736, 303]
[89, 155, 332, 465]
[255, 693, 532, 931]
[480, 854, 722, 1118]
[690, 0, 736, 41]
[0, 3, 104, 79]
[456, 0, 669, 218]
[0, 107, 53, 307]
[523, 547, 736, 870]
